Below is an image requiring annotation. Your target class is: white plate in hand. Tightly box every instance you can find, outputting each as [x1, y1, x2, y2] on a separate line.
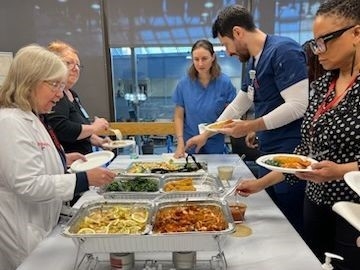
[332, 201, 360, 232]
[204, 119, 241, 132]
[70, 151, 114, 172]
[102, 140, 135, 149]
[256, 153, 318, 174]
[344, 171, 360, 196]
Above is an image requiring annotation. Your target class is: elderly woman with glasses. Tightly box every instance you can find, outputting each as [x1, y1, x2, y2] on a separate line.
[236, 0, 360, 268]
[0, 44, 115, 269]
[45, 40, 111, 155]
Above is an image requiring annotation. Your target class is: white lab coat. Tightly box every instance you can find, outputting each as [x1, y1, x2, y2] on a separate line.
[0, 108, 77, 269]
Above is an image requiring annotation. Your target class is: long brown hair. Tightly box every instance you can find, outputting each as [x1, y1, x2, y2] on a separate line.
[188, 39, 221, 80]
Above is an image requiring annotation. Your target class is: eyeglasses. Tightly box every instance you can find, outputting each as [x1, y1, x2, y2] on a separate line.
[65, 61, 84, 70]
[309, 25, 355, 55]
[44, 80, 66, 92]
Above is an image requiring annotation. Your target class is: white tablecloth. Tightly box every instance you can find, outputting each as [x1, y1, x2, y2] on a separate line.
[18, 154, 322, 270]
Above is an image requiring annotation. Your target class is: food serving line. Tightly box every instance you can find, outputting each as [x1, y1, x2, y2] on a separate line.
[18, 154, 322, 270]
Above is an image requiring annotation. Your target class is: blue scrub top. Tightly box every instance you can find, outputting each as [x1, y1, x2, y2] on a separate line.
[173, 73, 236, 154]
[242, 35, 308, 155]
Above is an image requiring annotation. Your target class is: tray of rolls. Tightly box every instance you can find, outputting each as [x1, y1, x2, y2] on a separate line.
[62, 197, 235, 253]
[98, 174, 224, 200]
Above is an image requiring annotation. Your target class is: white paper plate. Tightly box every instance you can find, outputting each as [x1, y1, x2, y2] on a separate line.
[204, 119, 241, 132]
[256, 154, 318, 174]
[102, 140, 135, 149]
[344, 171, 360, 196]
[70, 151, 115, 172]
[332, 201, 360, 232]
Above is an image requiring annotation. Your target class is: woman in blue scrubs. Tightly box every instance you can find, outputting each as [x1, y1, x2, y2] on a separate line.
[172, 39, 236, 157]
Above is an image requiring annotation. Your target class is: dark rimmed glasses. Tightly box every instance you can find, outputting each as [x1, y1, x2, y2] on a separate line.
[309, 25, 355, 55]
[44, 80, 66, 92]
[65, 61, 84, 70]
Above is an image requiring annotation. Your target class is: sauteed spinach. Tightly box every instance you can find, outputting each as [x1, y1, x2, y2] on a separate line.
[106, 177, 158, 192]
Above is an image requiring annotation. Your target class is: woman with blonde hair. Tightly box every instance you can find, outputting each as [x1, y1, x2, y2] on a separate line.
[0, 44, 115, 269]
[46, 40, 110, 155]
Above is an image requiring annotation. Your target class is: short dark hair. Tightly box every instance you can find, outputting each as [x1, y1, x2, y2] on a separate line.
[316, 0, 360, 23]
[212, 4, 256, 39]
[188, 39, 221, 80]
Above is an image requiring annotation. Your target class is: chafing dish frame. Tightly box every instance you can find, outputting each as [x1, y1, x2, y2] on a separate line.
[63, 197, 235, 254]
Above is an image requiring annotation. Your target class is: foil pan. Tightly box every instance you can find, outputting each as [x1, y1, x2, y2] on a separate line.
[62, 198, 234, 253]
[98, 175, 162, 200]
[161, 173, 224, 196]
[123, 160, 208, 176]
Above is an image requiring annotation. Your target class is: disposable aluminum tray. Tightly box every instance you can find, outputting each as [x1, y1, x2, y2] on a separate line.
[98, 175, 162, 200]
[161, 173, 225, 197]
[62, 198, 235, 254]
[62, 199, 154, 253]
[123, 161, 208, 176]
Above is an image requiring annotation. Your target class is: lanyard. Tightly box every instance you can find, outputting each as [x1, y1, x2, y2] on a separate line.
[39, 115, 67, 172]
[312, 76, 356, 122]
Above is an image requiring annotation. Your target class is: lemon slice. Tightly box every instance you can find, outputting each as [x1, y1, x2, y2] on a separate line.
[131, 211, 148, 224]
[77, 227, 96, 234]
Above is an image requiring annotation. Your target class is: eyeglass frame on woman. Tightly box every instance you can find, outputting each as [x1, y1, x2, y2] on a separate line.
[65, 61, 84, 70]
[309, 25, 356, 55]
[44, 80, 66, 92]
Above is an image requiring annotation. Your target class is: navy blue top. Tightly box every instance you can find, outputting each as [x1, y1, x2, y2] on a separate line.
[242, 35, 307, 154]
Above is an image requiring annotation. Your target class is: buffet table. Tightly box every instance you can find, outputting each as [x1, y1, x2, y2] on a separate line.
[18, 154, 322, 270]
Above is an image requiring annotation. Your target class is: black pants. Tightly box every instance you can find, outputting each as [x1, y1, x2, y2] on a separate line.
[265, 180, 306, 237]
[303, 196, 360, 270]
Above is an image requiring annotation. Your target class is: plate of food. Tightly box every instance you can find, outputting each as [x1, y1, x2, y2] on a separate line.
[102, 139, 135, 149]
[256, 154, 318, 174]
[204, 119, 240, 132]
[70, 151, 115, 172]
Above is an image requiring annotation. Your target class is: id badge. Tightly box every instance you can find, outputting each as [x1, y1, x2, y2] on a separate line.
[80, 105, 89, 118]
[247, 85, 254, 101]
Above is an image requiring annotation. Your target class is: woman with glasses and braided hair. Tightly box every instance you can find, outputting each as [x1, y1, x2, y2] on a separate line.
[237, 0, 360, 268]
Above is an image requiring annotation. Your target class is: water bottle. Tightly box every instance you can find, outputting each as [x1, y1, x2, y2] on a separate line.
[129, 136, 139, 159]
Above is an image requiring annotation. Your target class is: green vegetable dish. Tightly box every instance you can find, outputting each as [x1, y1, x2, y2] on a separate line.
[105, 177, 159, 192]
[264, 159, 281, 167]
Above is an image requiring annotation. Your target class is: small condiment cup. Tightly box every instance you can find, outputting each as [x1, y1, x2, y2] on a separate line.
[217, 165, 234, 186]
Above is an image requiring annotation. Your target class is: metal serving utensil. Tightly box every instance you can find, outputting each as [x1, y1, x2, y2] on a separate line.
[150, 154, 204, 174]
[220, 178, 242, 201]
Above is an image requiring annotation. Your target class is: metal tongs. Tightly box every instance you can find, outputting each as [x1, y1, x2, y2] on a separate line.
[150, 153, 203, 174]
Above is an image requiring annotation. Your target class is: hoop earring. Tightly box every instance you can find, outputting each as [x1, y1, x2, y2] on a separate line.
[351, 44, 356, 76]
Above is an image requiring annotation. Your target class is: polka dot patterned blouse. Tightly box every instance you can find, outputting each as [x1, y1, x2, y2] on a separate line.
[288, 71, 360, 206]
